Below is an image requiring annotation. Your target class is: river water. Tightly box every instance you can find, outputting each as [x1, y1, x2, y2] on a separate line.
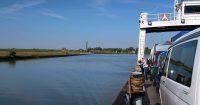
[0, 54, 137, 105]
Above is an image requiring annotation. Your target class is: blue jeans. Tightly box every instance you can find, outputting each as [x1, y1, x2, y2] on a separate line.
[144, 67, 148, 80]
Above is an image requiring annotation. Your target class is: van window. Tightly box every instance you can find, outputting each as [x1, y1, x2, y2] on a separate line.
[185, 5, 200, 14]
[167, 40, 198, 87]
[163, 51, 170, 76]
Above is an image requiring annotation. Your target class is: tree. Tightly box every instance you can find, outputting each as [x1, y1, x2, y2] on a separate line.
[94, 47, 102, 51]
[135, 48, 138, 54]
[126, 47, 135, 51]
[145, 47, 151, 54]
[9, 51, 16, 58]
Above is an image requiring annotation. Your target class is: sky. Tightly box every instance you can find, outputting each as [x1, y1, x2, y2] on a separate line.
[0, 0, 177, 49]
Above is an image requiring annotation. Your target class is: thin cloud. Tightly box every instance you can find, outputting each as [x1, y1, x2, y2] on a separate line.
[94, 7, 117, 18]
[94, 6, 117, 18]
[92, 0, 108, 6]
[0, 0, 45, 19]
[40, 9, 65, 19]
[91, 0, 118, 18]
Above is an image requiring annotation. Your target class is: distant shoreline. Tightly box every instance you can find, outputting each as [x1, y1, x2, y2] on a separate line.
[0, 49, 89, 62]
[0, 54, 87, 62]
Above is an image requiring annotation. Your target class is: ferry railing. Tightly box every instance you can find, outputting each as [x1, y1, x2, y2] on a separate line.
[146, 13, 200, 22]
[146, 13, 175, 22]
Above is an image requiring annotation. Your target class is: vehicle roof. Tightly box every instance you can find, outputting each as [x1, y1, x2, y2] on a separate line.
[170, 27, 200, 49]
[155, 44, 170, 52]
[171, 31, 189, 42]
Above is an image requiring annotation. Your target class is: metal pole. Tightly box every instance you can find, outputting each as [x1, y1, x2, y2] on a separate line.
[138, 29, 146, 61]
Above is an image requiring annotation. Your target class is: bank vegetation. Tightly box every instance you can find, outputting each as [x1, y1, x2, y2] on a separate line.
[0, 49, 87, 61]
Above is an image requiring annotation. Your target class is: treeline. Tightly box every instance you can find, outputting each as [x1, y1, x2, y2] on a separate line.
[85, 47, 151, 54]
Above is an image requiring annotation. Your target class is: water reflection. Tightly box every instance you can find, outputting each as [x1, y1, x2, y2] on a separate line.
[8, 60, 16, 68]
[0, 60, 16, 69]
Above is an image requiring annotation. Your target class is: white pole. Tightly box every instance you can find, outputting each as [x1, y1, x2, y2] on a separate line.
[138, 29, 146, 61]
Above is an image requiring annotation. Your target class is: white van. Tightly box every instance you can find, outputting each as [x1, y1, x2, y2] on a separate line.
[150, 44, 170, 64]
[159, 27, 200, 105]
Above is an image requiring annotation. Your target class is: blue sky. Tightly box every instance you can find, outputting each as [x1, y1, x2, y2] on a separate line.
[0, 0, 176, 49]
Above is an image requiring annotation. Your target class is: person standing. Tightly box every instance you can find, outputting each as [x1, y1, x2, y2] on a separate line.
[142, 58, 148, 80]
[138, 60, 144, 74]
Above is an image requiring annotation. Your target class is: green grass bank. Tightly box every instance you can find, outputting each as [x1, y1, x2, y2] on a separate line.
[0, 49, 88, 61]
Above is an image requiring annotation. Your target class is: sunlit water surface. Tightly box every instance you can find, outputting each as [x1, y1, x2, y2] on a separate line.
[0, 54, 137, 105]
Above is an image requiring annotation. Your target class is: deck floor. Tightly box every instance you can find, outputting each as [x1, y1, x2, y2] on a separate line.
[142, 79, 161, 105]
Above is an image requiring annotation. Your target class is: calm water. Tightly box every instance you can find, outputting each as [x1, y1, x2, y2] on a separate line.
[0, 54, 137, 105]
